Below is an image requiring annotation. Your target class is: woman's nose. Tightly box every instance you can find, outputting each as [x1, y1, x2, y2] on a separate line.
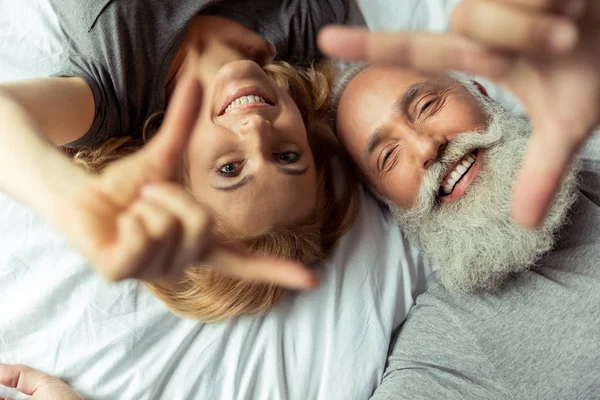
[237, 114, 272, 138]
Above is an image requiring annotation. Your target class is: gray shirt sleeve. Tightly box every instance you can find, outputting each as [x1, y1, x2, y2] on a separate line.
[371, 299, 513, 400]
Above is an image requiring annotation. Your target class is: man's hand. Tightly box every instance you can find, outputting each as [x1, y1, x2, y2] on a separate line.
[319, 0, 600, 228]
[59, 77, 315, 289]
[0, 364, 83, 400]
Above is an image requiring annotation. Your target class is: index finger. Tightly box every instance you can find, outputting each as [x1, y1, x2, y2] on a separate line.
[144, 77, 204, 174]
[318, 26, 512, 79]
[203, 245, 318, 290]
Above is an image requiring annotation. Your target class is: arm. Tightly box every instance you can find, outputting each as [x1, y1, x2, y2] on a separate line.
[0, 90, 91, 226]
[0, 77, 95, 146]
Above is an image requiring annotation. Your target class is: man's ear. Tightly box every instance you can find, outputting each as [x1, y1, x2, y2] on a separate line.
[472, 80, 489, 97]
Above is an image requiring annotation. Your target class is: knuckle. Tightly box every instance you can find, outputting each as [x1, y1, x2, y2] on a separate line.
[524, 18, 552, 46]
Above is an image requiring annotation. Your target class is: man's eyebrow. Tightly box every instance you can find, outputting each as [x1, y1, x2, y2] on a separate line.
[395, 80, 439, 121]
[277, 166, 309, 176]
[363, 126, 386, 163]
[213, 174, 254, 192]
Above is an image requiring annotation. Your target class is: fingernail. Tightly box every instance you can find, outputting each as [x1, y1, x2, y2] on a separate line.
[561, 0, 586, 18]
[548, 23, 578, 53]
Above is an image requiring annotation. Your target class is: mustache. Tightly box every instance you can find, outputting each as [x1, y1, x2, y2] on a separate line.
[417, 126, 504, 207]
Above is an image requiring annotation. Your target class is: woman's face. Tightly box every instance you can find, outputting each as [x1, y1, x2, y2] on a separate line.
[187, 60, 318, 236]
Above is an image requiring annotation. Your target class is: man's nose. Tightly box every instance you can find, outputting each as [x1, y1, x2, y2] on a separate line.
[406, 131, 447, 169]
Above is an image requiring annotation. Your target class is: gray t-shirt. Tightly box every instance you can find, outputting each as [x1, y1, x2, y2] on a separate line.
[49, 0, 347, 147]
[372, 133, 600, 400]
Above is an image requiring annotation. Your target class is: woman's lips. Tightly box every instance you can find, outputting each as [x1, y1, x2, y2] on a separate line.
[218, 85, 273, 116]
[440, 150, 483, 203]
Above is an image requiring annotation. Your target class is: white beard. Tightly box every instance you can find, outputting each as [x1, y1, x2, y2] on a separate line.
[388, 98, 579, 292]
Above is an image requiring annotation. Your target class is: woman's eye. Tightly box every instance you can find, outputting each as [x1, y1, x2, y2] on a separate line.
[274, 151, 301, 164]
[217, 162, 241, 177]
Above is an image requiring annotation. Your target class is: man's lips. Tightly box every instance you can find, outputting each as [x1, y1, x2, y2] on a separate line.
[439, 150, 483, 203]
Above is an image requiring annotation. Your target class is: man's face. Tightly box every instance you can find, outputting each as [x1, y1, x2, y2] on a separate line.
[336, 66, 488, 208]
[337, 66, 578, 292]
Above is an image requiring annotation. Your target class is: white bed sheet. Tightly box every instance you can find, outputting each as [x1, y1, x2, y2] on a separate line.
[0, 188, 429, 400]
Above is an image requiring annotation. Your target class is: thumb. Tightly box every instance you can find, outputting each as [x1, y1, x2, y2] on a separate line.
[0, 364, 52, 395]
[318, 25, 512, 78]
[512, 121, 580, 228]
[142, 76, 204, 180]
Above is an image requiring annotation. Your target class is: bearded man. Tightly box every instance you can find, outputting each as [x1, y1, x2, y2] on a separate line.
[332, 64, 600, 399]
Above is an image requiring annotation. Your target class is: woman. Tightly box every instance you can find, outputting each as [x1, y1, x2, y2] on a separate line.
[64, 60, 358, 321]
[0, 0, 358, 323]
[0, 0, 355, 296]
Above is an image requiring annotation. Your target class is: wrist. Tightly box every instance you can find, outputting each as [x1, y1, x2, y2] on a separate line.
[31, 154, 92, 228]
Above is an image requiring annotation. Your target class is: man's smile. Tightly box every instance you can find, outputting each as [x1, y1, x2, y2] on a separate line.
[439, 150, 482, 203]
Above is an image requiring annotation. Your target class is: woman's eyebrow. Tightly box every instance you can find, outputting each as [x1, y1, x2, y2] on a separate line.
[277, 166, 309, 176]
[213, 174, 254, 192]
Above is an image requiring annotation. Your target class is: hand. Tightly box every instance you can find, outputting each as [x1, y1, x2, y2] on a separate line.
[0, 364, 83, 400]
[319, 0, 600, 228]
[59, 78, 315, 289]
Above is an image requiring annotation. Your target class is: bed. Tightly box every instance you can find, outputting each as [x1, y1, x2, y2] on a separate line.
[0, 0, 518, 399]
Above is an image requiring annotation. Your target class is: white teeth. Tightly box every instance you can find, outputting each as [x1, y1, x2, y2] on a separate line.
[440, 151, 477, 195]
[223, 95, 268, 114]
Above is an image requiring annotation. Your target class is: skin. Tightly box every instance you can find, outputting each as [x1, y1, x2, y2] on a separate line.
[336, 66, 488, 209]
[186, 60, 317, 236]
[0, 364, 83, 400]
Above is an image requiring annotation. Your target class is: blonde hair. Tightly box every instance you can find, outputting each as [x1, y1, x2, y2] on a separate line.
[63, 61, 358, 321]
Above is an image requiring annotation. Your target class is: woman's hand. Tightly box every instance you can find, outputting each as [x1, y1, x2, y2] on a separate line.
[319, 0, 600, 228]
[0, 364, 83, 400]
[58, 78, 315, 288]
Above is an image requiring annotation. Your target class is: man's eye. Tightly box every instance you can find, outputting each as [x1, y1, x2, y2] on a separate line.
[421, 99, 436, 114]
[383, 149, 394, 166]
[274, 151, 301, 164]
[217, 162, 241, 177]
[381, 146, 399, 171]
